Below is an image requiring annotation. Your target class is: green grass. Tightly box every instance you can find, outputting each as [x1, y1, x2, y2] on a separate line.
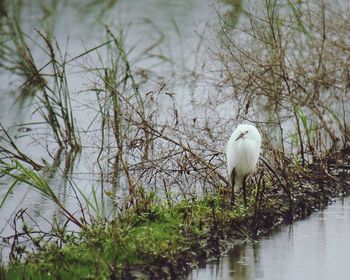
[1, 151, 349, 279]
[1, 163, 350, 280]
[0, 192, 253, 279]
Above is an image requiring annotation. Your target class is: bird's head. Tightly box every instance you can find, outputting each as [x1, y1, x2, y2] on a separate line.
[235, 130, 248, 141]
[234, 125, 261, 142]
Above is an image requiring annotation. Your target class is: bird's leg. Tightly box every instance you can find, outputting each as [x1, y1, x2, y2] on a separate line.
[230, 170, 236, 206]
[242, 175, 247, 207]
[231, 185, 235, 206]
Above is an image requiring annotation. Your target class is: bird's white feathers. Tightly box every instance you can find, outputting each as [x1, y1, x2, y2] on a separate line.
[226, 124, 261, 192]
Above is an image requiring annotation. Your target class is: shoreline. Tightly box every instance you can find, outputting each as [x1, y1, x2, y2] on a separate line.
[1, 149, 350, 279]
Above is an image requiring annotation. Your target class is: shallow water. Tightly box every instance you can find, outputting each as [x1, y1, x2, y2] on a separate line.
[189, 197, 350, 280]
[0, 0, 216, 239]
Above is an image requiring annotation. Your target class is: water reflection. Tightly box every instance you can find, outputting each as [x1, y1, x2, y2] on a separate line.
[190, 197, 350, 280]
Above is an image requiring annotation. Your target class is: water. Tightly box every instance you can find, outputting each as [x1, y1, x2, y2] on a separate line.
[0, 0, 208, 224]
[189, 197, 350, 280]
[0, 0, 221, 245]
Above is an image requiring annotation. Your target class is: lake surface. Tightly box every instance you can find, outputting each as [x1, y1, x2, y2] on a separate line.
[189, 197, 350, 280]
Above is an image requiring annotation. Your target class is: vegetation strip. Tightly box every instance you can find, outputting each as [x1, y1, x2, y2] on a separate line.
[1, 148, 350, 279]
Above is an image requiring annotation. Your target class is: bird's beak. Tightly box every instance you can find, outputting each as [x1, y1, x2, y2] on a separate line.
[235, 131, 247, 141]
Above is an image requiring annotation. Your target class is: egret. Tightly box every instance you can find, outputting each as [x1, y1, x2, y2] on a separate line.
[226, 124, 261, 205]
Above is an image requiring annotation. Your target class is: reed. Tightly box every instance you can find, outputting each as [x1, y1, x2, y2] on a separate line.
[0, 159, 83, 228]
[0, 15, 81, 150]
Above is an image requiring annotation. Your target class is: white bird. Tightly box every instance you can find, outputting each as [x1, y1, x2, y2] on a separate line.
[226, 124, 261, 205]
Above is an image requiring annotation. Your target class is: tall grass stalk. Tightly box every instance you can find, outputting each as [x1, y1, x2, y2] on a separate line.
[0, 16, 81, 151]
[0, 159, 83, 228]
